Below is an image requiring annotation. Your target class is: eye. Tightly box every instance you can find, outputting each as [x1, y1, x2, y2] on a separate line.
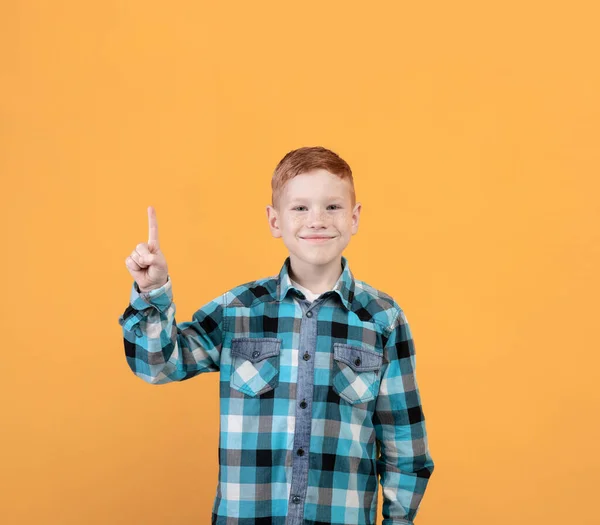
[292, 205, 341, 211]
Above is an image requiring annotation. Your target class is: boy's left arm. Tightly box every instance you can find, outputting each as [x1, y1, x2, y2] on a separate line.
[373, 308, 435, 525]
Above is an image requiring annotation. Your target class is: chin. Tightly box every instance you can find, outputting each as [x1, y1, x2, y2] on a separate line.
[297, 249, 344, 263]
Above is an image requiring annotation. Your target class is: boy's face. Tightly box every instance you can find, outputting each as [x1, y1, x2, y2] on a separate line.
[266, 169, 361, 269]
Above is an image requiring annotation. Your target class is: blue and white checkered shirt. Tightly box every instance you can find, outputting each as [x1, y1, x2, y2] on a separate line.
[119, 255, 435, 525]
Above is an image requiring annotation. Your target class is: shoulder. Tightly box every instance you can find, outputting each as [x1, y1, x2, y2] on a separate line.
[221, 274, 279, 308]
[352, 278, 404, 333]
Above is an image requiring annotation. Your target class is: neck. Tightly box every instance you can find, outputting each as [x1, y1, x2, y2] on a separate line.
[288, 255, 343, 294]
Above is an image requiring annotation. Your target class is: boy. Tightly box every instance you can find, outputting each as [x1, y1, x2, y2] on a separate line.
[118, 146, 435, 525]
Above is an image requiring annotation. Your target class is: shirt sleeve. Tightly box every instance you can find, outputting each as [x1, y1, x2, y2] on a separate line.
[118, 275, 226, 384]
[373, 308, 435, 525]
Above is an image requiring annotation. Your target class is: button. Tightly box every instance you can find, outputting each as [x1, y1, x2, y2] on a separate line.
[305, 311, 313, 318]
[134, 328, 142, 337]
[303, 352, 310, 361]
[292, 495, 301, 504]
[299, 400, 307, 409]
[252, 350, 260, 358]
[297, 448, 305, 456]
[354, 357, 361, 366]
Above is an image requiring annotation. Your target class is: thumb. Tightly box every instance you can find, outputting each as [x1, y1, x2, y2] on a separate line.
[141, 253, 154, 266]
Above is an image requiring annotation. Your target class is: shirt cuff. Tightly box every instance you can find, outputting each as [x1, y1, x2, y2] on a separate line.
[130, 275, 172, 312]
[117, 276, 172, 336]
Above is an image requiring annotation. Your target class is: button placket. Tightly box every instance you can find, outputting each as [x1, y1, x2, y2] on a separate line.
[287, 300, 321, 524]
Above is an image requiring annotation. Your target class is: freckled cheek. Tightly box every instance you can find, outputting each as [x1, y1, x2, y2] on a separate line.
[286, 215, 346, 232]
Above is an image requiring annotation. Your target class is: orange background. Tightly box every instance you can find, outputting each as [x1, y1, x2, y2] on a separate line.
[1, 1, 599, 524]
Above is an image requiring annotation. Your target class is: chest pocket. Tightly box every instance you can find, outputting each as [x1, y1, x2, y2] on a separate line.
[229, 337, 282, 397]
[332, 343, 383, 405]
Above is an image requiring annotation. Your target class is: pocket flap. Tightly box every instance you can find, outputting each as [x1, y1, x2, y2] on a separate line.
[333, 343, 383, 372]
[231, 337, 281, 363]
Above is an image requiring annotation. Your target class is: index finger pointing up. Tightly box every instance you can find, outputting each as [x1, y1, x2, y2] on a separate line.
[148, 206, 159, 247]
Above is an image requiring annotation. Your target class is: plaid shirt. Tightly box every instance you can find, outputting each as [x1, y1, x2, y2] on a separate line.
[119, 255, 435, 525]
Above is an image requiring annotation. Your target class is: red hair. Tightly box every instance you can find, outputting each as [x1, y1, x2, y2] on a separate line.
[271, 146, 356, 209]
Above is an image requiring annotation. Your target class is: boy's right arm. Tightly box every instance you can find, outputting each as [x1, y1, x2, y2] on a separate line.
[120, 205, 225, 384]
[118, 275, 226, 384]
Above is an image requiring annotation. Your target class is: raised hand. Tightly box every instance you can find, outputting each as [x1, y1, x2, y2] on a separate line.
[125, 206, 169, 292]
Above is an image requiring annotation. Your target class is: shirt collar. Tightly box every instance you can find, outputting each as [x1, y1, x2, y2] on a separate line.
[275, 255, 355, 311]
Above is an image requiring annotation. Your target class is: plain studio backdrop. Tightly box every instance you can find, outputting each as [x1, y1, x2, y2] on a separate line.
[1, 1, 598, 524]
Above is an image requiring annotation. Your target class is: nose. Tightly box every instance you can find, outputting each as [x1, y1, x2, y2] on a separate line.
[307, 208, 328, 227]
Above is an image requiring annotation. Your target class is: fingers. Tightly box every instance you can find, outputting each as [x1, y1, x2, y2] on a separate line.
[125, 243, 151, 270]
[148, 206, 160, 248]
[132, 243, 151, 265]
[128, 249, 155, 269]
[126, 254, 142, 270]
[126, 206, 159, 273]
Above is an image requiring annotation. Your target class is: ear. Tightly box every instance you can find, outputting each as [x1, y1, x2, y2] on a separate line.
[266, 205, 282, 238]
[351, 202, 361, 235]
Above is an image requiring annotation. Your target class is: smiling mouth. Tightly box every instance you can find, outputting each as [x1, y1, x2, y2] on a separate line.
[301, 236, 335, 242]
